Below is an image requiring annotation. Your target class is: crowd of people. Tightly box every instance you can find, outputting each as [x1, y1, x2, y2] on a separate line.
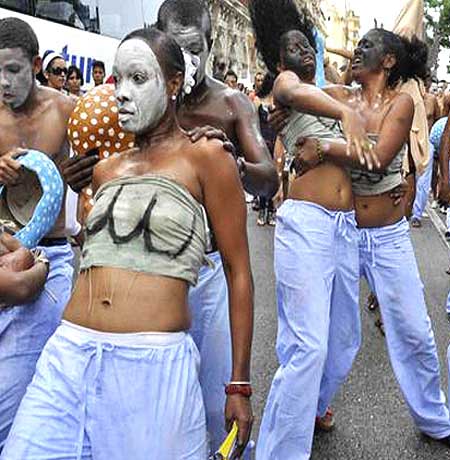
[0, 0, 450, 459]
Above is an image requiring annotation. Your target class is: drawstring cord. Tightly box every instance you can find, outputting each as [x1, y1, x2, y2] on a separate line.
[334, 212, 355, 243]
[76, 341, 115, 460]
[360, 229, 379, 267]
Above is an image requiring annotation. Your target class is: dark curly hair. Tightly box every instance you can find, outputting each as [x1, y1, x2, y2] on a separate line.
[249, 0, 316, 74]
[256, 72, 276, 99]
[0, 17, 39, 60]
[368, 29, 428, 87]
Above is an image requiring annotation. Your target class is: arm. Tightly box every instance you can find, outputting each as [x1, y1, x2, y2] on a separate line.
[0, 260, 48, 305]
[275, 72, 350, 119]
[296, 94, 414, 173]
[275, 71, 368, 159]
[229, 92, 278, 198]
[197, 139, 253, 451]
[341, 61, 354, 86]
[438, 115, 450, 203]
[326, 47, 354, 60]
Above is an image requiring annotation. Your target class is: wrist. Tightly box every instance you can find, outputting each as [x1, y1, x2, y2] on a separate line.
[237, 157, 247, 179]
[315, 139, 325, 163]
[338, 105, 348, 121]
[225, 383, 253, 398]
[31, 249, 49, 272]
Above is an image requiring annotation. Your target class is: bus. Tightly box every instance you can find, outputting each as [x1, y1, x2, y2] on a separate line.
[0, 0, 165, 87]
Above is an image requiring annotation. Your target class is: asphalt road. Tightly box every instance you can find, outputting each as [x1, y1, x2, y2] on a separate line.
[248, 209, 450, 459]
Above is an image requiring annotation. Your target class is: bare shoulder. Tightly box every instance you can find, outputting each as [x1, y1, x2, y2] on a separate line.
[273, 71, 301, 103]
[393, 92, 414, 113]
[189, 136, 237, 174]
[324, 83, 354, 102]
[227, 90, 256, 118]
[92, 149, 134, 190]
[39, 87, 75, 119]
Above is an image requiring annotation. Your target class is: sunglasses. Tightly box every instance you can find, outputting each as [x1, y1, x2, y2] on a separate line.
[49, 67, 68, 76]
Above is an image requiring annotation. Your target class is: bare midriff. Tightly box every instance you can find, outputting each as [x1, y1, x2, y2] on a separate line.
[63, 266, 190, 333]
[288, 162, 353, 211]
[355, 191, 405, 228]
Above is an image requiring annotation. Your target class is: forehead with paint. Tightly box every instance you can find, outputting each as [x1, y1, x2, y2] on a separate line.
[280, 30, 316, 80]
[0, 47, 35, 109]
[113, 38, 168, 135]
[164, 20, 209, 85]
[353, 30, 387, 69]
[0, 18, 39, 110]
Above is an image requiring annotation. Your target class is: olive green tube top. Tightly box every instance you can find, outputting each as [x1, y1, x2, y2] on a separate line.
[350, 134, 406, 196]
[80, 175, 208, 285]
[281, 112, 343, 168]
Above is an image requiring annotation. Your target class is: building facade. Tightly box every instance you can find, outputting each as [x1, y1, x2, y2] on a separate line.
[322, 0, 361, 69]
[206, 0, 326, 83]
[205, 0, 255, 82]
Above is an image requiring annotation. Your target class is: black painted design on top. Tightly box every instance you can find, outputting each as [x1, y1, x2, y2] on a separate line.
[86, 185, 196, 259]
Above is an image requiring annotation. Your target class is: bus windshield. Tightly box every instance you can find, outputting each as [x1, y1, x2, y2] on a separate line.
[0, 0, 164, 40]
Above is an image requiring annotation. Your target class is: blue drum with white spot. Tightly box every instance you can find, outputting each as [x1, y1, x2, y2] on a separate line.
[0, 150, 64, 249]
[430, 117, 448, 153]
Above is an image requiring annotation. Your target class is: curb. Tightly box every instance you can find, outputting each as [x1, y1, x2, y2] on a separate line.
[426, 204, 450, 250]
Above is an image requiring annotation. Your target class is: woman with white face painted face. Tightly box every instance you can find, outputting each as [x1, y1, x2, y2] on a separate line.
[1, 27, 254, 460]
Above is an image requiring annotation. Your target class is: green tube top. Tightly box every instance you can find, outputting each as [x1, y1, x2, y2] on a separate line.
[80, 175, 209, 286]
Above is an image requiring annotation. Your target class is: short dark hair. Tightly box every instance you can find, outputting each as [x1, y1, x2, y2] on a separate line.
[92, 60, 105, 72]
[67, 65, 84, 86]
[225, 70, 238, 81]
[256, 72, 276, 98]
[0, 17, 39, 60]
[157, 0, 212, 48]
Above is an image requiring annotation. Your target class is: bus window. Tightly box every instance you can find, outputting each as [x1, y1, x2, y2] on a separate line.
[0, 0, 31, 14]
[35, 0, 99, 33]
[142, 0, 165, 27]
[97, 0, 145, 40]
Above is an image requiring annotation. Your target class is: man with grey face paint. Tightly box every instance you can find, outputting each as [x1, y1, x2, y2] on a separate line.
[0, 17, 76, 450]
[156, 0, 277, 453]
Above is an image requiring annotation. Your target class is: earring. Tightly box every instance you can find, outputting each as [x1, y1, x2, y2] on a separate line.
[171, 94, 177, 101]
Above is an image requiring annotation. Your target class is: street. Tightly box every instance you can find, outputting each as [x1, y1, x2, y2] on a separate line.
[248, 209, 450, 459]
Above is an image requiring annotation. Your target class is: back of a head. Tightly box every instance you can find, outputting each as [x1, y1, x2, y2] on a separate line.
[121, 27, 185, 82]
[249, 0, 316, 74]
[256, 72, 276, 99]
[157, 0, 212, 45]
[225, 70, 238, 80]
[373, 29, 428, 87]
[0, 17, 39, 60]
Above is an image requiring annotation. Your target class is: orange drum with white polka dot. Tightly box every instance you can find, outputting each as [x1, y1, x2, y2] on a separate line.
[67, 84, 135, 218]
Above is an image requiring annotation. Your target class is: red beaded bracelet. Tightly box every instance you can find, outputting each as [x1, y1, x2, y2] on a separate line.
[225, 384, 253, 397]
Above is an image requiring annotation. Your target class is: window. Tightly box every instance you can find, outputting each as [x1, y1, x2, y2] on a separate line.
[142, 0, 165, 27]
[4, 0, 165, 40]
[35, 1, 99, 33]
[0, 0, 32, 14]
[96, 0, 144, 39]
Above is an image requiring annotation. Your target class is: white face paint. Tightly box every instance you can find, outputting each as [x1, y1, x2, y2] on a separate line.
[113, 39, 168, 135]
[0, 48, 34, 109]
[165, 22, 209, 89]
